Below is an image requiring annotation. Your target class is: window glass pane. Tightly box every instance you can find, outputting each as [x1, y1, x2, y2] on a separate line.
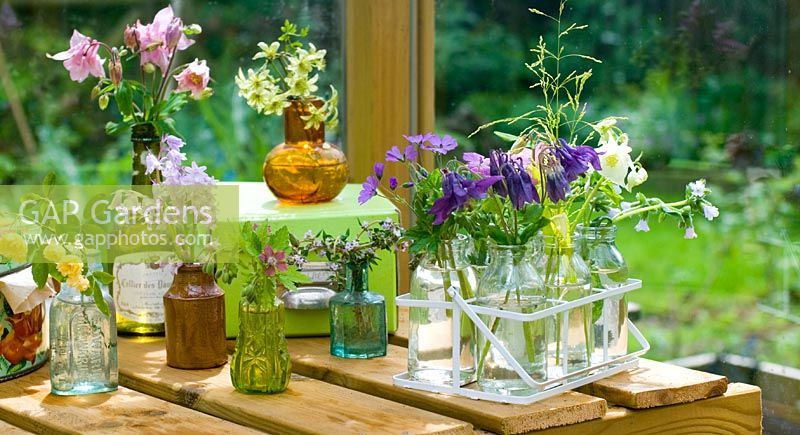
[0, 0, 343, 183]
[435, 0, 799, 409]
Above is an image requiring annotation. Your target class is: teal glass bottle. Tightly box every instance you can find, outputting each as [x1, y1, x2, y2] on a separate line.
[329, 262, 387, 358]
[49, 255, 118, 395]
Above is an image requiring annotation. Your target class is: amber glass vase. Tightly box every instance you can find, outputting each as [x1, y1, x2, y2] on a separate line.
[163, 264, 227, 369]
[262, 99, 348, 203]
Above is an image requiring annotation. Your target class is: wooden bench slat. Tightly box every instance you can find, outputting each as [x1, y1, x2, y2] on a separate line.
[0, 365, 259, 434]
[577, 358, 729, 409]
[0, 419, 32, 434]
[536, 382, 762, 434]
[289, 337, 607, 435]
[118, 338, 471, 435]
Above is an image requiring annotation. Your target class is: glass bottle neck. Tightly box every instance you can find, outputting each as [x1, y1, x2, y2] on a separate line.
[345, 262, 369, 293]
[428, 236, 471, 269]
[284, 99, 325, 145]
[576, 224, 617, 244]
[487, 244, 529, 264]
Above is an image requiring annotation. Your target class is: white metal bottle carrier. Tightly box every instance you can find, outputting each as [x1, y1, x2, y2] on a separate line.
[393, 279, 650, 404]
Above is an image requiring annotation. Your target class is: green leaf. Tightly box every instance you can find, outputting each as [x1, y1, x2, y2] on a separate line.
[31, 263, 49, 288]
[48, 263, 65, 282]
[158, 92, 190, 116]
[105, 120, 133, 136]
[494, 131, 519, 142]
[91, 281, 110, 317]
[92, 271, 114, 285]
[115, 80, 134, 118]
[270, 226, 290, 251]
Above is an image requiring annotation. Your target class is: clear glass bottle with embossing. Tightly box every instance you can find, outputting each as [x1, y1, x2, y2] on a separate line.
[50, 253, 118, 395]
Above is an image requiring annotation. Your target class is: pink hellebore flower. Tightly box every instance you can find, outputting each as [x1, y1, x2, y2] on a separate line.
[135, 6, 194, 73]
[258, 245, 288, 277]
[47, 30, 106, 83]
[173, 59, 210, 99]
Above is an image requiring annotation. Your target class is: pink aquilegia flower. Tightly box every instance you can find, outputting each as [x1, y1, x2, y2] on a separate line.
[173, 59, 210, 99]
[258, 245, 288, 276]
[47, 30, 106, 83]
[135, 6, 195, 73]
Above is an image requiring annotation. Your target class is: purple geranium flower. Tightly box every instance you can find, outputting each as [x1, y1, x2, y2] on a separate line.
[385, 144, 418, 162]
[420, 134, 458, 155]
[535, 143, 570, 203]
[554, 138, 601, 182]
[428, 171, 502, 225]
[358, 175, 379, 204]
[374, 162, 384, 180]
[403, 133, 433, 144]
[388, 177, 398, 190]
[463, 152, 491, 176]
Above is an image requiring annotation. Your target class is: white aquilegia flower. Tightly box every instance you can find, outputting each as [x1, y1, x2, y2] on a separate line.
[688, 179, 707, 197]
[626, 165, 648, 190]
[596, 132, 633, 188]
[634, 219, 650, 232]
[684, 226, 698, 239]
[702, 204, 719, 221]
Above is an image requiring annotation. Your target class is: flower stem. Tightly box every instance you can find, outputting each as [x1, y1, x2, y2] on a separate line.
[612, 199, 688, 222]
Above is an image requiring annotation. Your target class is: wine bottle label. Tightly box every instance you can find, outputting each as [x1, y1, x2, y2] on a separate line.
[112, 256, 173, 324]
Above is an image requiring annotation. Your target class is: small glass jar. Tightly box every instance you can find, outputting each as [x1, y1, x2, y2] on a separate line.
[576, 224, 629, 361]
[262, 99, 348, 203]
[329, 262, 387, 358]
[230, 296, 291, 394]
[50, 254, 118, 396]
[408, 235, 477, 386]
[541, 235, 592, 376]
[475, 243, 548, 395]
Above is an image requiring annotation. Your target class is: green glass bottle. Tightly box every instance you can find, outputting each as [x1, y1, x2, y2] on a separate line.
[329, 262, 387, 359]
[230, 296, 290, 394]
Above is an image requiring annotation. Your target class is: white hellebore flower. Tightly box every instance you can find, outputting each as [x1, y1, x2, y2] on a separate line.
[596, 133, 633, 188]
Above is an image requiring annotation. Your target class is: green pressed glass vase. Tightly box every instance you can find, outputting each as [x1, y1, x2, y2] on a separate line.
[230, 297, 290, 394]
[329, 262, 387, 359]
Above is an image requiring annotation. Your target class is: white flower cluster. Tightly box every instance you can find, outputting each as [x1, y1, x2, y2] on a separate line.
[235, 33, 338, 130]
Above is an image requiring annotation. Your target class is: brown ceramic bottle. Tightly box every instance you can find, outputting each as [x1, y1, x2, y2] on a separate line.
[163, 264, 227, 369]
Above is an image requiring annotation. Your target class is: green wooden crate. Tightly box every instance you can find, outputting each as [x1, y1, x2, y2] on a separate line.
[220, 182, 399, 337]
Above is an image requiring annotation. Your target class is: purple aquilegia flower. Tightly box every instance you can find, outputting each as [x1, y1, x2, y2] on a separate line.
[535, 143, 570, 203]
[258, 245, 288, 276]
[358, 175, 379, 204]
[463, 152, 491, 176]
[428, 171, 502, 225]
[488, 150, 539, 209]
[420, 134, 458, 155]
[388, 177, 398, 190]
[554, 138, 601, 182]
[374, 162, 385, 180]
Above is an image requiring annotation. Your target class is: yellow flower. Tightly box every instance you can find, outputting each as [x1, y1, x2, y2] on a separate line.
[43, 243, 66, 263]
[66, 274, 90, 292]
[0, 232, 28, 263]
[56, 255, 83, 279]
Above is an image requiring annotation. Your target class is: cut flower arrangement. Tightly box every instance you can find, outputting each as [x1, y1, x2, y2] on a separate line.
[360, 0, 720, 396]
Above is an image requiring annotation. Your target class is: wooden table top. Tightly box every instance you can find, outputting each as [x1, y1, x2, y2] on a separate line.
[0, 308, 763, 434]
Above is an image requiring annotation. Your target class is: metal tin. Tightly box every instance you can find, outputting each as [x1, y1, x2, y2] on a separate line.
[0, 264, 48, 382]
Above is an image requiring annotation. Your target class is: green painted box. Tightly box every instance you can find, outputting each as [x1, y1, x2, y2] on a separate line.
[220, 182, 399, 337]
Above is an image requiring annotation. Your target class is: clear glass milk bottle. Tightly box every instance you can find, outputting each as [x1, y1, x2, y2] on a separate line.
[475, 243, 548, 395]
[542, 234, 592, 376]
[408, 235, 477, 386]
[50, 252, 118, 395]
[576, 224, 629, 361]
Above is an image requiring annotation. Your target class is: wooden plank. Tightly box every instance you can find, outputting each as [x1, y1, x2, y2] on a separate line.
[0, 365, 257, 435]
[578, 358, 729, 409]
[0, 420, 31, 434]
[289, 338, 607, 434]
[119, 338, 471, 435]
[536, 383, 762, 435]
[389, 305, 410, 347]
